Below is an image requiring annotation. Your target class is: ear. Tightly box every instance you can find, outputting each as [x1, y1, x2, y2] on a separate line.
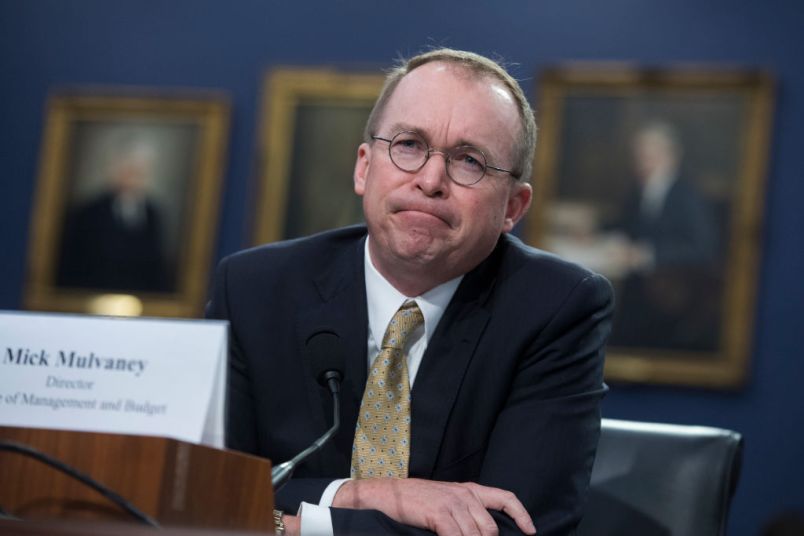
[502, 182, 533, 233]
[353, 142, 371, 196]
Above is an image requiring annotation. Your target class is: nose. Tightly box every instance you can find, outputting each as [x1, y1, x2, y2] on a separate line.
[414, 150, 450, 198]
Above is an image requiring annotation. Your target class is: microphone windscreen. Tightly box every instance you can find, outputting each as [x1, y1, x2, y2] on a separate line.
[306, 331, 345, 386]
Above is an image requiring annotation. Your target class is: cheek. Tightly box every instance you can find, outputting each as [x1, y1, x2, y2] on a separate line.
[458, 197, 504, 243]
[361, 177, 392, 223]
[471, 191, 508, 225]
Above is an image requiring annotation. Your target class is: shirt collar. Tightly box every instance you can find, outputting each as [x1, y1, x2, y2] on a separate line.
[643, 169, 676, 201]
[640, 169, 677, 217]
[364, 237, 462, 348]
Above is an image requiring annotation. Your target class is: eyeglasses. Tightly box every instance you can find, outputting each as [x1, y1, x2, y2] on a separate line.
[371, 131, 517, 186]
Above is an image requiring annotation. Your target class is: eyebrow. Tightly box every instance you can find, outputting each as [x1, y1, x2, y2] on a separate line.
[383, 122, 503, 165]
[384, 122, 423, 138]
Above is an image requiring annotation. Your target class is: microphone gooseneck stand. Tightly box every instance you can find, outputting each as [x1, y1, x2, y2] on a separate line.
[271, 373, 341, 490]
[271, 330, 345, 490]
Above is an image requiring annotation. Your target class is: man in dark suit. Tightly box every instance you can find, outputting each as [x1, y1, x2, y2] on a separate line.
[58, 139, 170, 292]
[207, 49, 613, 536]
[607, 122, 718, 350]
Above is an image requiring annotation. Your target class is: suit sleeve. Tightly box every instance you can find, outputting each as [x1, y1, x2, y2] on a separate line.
[206, 256, 260, 454]
[206, 257, 342, 513]
[480, 273, 613, 535]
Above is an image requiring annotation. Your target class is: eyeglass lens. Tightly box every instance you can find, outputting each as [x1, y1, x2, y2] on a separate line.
[388, 131, 487, 185]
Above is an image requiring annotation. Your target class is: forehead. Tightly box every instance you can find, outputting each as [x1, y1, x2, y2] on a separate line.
[635, 130, 674, 152]
[378, 62, 520, 155]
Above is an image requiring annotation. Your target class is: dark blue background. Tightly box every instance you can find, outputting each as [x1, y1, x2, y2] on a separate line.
[2, 1, 802, 533]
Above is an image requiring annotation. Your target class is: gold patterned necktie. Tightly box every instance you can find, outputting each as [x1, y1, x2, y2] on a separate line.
[351, 301, 424, 479]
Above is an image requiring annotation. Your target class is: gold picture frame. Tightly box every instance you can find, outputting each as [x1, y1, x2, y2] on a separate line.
[253, 68, 384, 245]
[527, 65, 774, 388]
[24, 91, 230, 318]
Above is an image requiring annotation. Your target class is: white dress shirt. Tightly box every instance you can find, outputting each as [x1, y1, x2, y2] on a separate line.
[298, 237, 462, 536]
[639, 170, 676, 220]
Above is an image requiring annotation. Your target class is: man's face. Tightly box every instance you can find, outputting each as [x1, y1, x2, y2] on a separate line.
[633, 130, 676, 181]
[354, 62, 532, 290]
[111, 149, 154, 197]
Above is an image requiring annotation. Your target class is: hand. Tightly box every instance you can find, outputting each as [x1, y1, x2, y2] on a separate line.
[332, 478, 536, 536]
[282, 513, 300, 536]
[626, 242, 655, 271]
[601, 235, 653, 276]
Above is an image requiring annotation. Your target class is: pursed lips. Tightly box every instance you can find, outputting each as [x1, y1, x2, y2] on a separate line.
[393, 205, 454, 228]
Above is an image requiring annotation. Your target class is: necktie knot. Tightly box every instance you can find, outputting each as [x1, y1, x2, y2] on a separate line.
[381, 301, 424, 350]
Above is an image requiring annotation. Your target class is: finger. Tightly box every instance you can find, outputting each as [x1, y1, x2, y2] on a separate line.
[448, 503, 486, 536]
[499, 500, 536, 535]
[466, 484, 536, 535]
[433, 485, 495, 536]
[444, 484, 498, 536]
[431, 506, 466, 536]
[462, 498, 499, 536]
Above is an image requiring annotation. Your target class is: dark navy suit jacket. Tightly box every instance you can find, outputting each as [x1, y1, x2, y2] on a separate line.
[57, 191, 170, 292]
[207, 225, 613, 535]
[610, 177, 719, 349]
[619, 178, 717, 267]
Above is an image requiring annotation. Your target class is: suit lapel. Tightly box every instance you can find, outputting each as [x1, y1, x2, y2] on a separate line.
[296, 235, 368, 475]
[408, 239, 504, 478]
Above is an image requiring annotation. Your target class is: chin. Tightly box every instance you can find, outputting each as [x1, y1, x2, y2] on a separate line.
[390, 234, 444, 265]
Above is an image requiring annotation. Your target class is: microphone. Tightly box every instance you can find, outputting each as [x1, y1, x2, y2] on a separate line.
[271, 331, 345, 490]
[307, 331, 345, 395]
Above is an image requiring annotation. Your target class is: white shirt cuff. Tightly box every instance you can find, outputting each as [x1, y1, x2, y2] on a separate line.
[298, 479, 351, 536]
[320, 478, 350, 507]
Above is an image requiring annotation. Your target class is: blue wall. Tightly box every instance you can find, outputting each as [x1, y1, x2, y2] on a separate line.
[2, 1, 803, 533]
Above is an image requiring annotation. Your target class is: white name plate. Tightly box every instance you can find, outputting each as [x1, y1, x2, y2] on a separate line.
[0, 311, 227, 447]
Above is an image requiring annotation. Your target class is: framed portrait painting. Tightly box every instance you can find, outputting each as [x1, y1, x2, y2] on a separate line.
[526, 66, 774, 388]
[24, 91, 229, 317]
[253, 68, 384, 244]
